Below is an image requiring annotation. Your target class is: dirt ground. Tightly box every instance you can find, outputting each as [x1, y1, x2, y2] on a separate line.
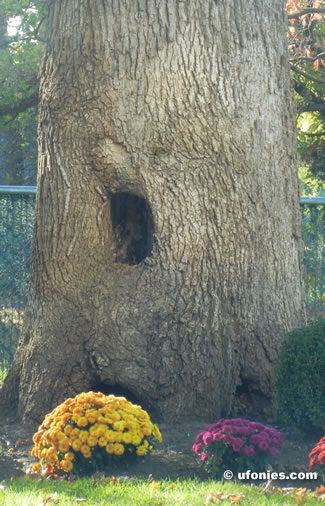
[0, 417, 322, 489]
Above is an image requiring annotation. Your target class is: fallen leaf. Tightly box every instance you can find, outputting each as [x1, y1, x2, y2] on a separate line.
[317, 486, 325, 494]
[110, 477, 116, 486]
[41, 493, 56, 504]
[205, 492, 223, 504]
[150, 481, 159, 490]
[168, 483, 177, 489]
[15, 438, 24, 448]
[231, 495, 244, 504]
[294, 487, 308, 505]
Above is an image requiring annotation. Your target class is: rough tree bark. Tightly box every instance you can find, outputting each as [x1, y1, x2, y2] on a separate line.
[1, 0, 305, 423]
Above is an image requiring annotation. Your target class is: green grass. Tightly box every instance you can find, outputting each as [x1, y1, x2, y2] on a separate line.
[0, 476, 323, 505]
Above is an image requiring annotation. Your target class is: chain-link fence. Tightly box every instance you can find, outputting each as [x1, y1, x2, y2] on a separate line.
[0, 187, 324, 370]
[0, 187, 35, 369]
[301, 197, 325, 318]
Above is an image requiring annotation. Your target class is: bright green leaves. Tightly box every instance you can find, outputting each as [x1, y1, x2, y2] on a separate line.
[0, 1, 45, 183]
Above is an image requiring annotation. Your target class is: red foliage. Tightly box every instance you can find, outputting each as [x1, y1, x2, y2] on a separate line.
[285, 0, 324, 72]
[308, 436, 325, 471]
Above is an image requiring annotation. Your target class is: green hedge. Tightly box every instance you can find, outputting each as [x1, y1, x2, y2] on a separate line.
[276, 317, 325, 432]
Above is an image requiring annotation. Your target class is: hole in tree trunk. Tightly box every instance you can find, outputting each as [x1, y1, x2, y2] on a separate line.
[234, 379, 272, 419]
[110, 192, 154, 265]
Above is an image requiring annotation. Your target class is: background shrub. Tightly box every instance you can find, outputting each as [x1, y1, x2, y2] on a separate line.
[276, 317, 325, 432]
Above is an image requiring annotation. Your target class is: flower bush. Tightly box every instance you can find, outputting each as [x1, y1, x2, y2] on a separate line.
[308, 436, 325, 480]
[31, 391, 162, 477]
[193, 418, 284, 479]
[276, 317, 325, 432]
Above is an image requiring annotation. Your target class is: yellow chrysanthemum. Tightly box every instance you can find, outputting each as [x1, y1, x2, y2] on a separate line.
[140, 410, 150, 420]
[113, 420, 126, 432]
[122, 432, 132, 444]
[110, 412, 121, 422]
[31, 447, 41, 458]
[43, 463, 55, 476]
[32, 462, 42, 473]
[70, 428, 80, 439]
[98, 436, 107, 447]
[61, 413, 72, 424]
[153, 424, 162, 442]
[136, 445, 147, 456]
[130, 433, 142, 446]
[46, 447, 57, 463]
[31, 392, 162, 477]
[72, 406, 84, 415]
[104, 429, 115, 442]
[89, 424, 99, 435]
[113, 443, 125, 456]
[63, 398, 74, 408]
[97, 416, 111, 424]
[48, 430, 58, 443]
[105, 443, 115, 454]
[32, 431, 43, 444]
[43, 416, 54, 428]
[140, 424, 152, 436]
[87, 436, 98, 447]
[64, 425, 73, 436]
[55, 420, 65, 431]
[80, 444, 91, 458]
[61, 459, 73, 473]
[77, 416, 88, 428]
[114, 431, 123, 443]
[79, 430, 89, 443]
[85, 408, 97, 416]
[71, 438, 82, 452]
[58, 437, 70, 453]
[71, 415, 80, 424]
[96, 424, 107, 437]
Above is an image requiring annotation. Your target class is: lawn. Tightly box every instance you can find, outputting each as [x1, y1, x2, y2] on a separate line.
[0, 476, 324, 505]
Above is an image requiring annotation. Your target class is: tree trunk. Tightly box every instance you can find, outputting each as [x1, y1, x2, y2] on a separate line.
[1, 0, 306, 423]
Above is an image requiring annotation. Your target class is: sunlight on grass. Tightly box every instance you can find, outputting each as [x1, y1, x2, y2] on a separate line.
[0, 477, 323, 505]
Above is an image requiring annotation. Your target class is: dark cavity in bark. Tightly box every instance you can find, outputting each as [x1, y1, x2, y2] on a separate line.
[110, 192, 155, 265]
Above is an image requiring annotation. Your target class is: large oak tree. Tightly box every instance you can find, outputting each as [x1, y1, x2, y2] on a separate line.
[1, 0, 306, 423]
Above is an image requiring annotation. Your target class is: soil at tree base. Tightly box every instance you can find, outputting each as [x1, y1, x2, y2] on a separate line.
[0, 417, 322, 490]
